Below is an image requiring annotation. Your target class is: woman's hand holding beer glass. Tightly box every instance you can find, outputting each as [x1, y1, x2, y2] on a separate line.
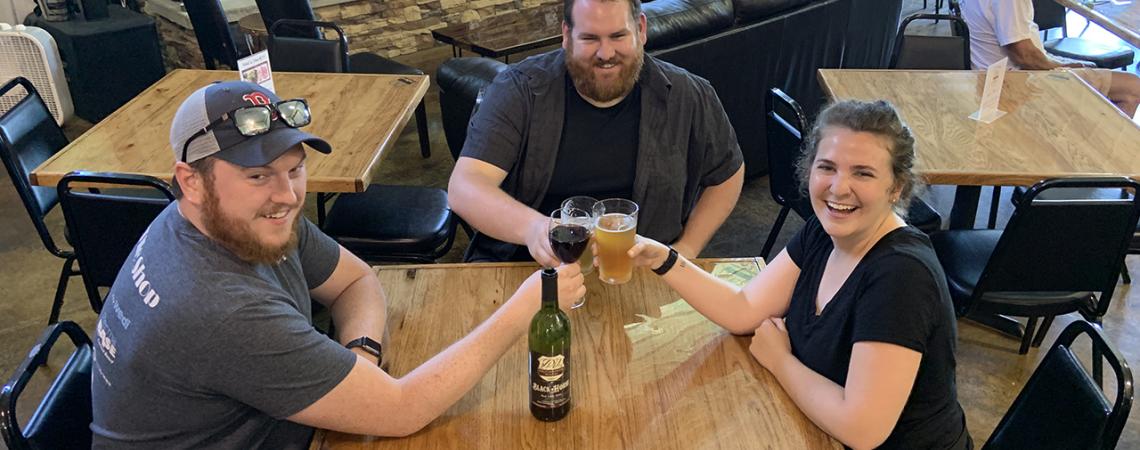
[625, 236, 672, 272]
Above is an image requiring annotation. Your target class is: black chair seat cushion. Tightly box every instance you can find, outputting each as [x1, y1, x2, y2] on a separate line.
[323, 184, 453, 259]
[907, 198, 942, 234]
[931, 230, 1095, 316]
[1044, 38, 1135, 69]
[23, 346, 92, 450]
[349, 53, 424, 76]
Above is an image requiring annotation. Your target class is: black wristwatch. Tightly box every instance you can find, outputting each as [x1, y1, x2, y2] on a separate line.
[653, 247, 679, 275]
[346, 336, 383, 364]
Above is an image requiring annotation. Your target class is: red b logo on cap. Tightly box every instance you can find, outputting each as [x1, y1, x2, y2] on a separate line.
[242, 92, 271, 106]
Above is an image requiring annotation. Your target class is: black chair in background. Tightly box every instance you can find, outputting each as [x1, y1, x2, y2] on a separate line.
[889, 13, 970, 70]
[182, 0, 250, 69]
[982, 320, 1132, 450]
[258, 0, 432, 159]
[437, 57, 510, 161]
[0, 77, 79, 324]
[57, 171, 174, 314]
[760, 88, 814, 260]
[760, 89, 943, 260]
[1033, 0, 1134, 69]
[931, 177, 1140, 359]
[266, 19, 457, 263]
[0, 321, 93, 450]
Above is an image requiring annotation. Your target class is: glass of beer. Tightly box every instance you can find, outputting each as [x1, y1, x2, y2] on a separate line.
[561, 196, 598, 276]
[592, 199, 638, 285]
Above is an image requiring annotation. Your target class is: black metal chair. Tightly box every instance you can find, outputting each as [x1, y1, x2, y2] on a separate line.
[931, 177, 1140, 357]
[0, 77, 79, 324]
[0, 321, 93, 450]
[182, 0, 250, 70]
[760, 89, 943, 260]
[260, 0, 432, 159]
[266, 19, 457, 263]
[982, 320, 1132, 450]
[889, 13, 971, 70]
[437, 57, 510, 162]
[1033, 0, 1134, 69]
[57, 171, 174, 314]
[760, 88, 814, 260]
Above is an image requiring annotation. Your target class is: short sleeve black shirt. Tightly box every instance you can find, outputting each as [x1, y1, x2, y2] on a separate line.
[785, 217, 970, 450]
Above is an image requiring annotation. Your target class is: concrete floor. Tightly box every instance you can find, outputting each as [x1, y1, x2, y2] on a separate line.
[2, 0, 1139, 447]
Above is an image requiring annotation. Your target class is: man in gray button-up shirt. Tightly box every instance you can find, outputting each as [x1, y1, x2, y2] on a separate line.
[449, 0, 745, 265]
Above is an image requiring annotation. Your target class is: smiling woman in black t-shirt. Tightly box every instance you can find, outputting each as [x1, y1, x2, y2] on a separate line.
[626, 100, 970, 449]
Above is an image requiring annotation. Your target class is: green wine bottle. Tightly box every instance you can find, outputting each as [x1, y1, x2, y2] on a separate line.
[529, 268, 571, 421]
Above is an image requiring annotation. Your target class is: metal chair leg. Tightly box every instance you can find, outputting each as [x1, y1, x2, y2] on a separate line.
[1019, 316, 1038, 354]
[48, 256, 77, 325]
[415, 100, 430, 159]
[760, 206, 791, 261]
[1031, 315, 1054, 347]
[1122, 266, 1131, 284]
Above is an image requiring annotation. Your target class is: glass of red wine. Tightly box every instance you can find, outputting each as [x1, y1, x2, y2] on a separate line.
[549, 207, 593, 309]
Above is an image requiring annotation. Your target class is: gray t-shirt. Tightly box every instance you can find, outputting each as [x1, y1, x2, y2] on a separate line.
[91, 203, 356, 449]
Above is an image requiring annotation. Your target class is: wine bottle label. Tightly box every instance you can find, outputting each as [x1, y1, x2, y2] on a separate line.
[530, 351, 569, 408]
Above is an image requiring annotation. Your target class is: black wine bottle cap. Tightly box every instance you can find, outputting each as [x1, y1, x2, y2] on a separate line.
[541, 268, 558, 303]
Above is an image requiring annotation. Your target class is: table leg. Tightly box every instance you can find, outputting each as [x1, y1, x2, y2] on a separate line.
[949, 185, 981, 229]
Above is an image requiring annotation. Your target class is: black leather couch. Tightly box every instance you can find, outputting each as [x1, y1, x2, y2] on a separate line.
[438, 0, 904, 178]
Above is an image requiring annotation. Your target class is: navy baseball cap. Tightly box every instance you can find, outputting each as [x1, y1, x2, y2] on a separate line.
[169, 81, 331, 167]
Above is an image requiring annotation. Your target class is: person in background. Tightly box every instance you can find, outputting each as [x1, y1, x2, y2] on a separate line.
[448, 0, 744, 265]
[624, 100, 971, 449]
[90, 81, 584, 449]
[962, 0, 1140, 117]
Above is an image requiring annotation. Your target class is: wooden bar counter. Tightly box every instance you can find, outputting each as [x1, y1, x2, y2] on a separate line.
[312, 260, 841, 450]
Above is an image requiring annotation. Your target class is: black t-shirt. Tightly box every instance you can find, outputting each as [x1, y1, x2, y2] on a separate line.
[785, 217, 970, 450]
[536, 76, 640, 216]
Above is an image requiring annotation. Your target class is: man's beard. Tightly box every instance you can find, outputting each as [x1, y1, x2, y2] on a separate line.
[200, 179, 300, 265]
[565, 45, 644, 104]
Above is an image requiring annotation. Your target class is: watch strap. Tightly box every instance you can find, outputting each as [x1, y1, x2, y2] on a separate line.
[345, 336, 382, 363]
[653, 247, 679, 275]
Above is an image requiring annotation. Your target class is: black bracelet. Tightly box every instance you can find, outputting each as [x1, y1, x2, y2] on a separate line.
[653, 247, 679, 275]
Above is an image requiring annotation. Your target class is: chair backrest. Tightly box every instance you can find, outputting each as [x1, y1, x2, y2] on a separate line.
[57, 171, 174, 314]
[974, 178, 1140, 318]
[436, 57, 510, 161]
[267, 19, 349, 73]
[0, 77, 71, 258]
[1032, 0, 1067, 33]
[983, 320, 1133, 450]
[183, 0, 239, 69]
[0, 321, 93, 450]
[890, 13, 971, 70]
[255, 0, 321, 39]
[764, 88, 812, 218]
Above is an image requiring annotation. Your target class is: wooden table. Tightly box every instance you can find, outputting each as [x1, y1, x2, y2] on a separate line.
[30, 69, 428, 193]
[817, 69, 1140, 228]
[1057, 0, 1140, 48]
[313, 260, 841, 449]
[430, 5, 562, 62]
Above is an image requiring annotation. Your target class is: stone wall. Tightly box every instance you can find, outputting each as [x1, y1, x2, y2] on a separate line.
[152, 0, 561, 70]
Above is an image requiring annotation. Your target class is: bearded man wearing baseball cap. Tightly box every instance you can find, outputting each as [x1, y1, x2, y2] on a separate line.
[89, 81, 585, 448]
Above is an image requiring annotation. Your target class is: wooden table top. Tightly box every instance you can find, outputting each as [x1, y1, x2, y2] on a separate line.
[430, 6, 562, 58]
[30, 69, 429, 193]
[313, 259, 841, 450]
[818, 69, 1140, 187]
[1057, 0, 1140, 48]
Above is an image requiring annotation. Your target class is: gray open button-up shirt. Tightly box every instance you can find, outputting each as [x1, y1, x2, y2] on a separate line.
[460, 49, 743, 262]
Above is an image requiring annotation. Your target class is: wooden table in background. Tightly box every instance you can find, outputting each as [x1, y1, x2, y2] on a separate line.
[1057, 0, 1140, 48]
[430, 5, 562, 62]
[312, 260, 841, 450]
[818, 69, 1140, 228]
[30, 69, 428, 193]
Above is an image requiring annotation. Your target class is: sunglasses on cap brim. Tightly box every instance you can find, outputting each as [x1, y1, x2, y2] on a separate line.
[180, 99, 312, 163]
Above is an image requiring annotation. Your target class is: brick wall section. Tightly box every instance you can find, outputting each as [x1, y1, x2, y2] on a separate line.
[152, 0, 561, 70]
